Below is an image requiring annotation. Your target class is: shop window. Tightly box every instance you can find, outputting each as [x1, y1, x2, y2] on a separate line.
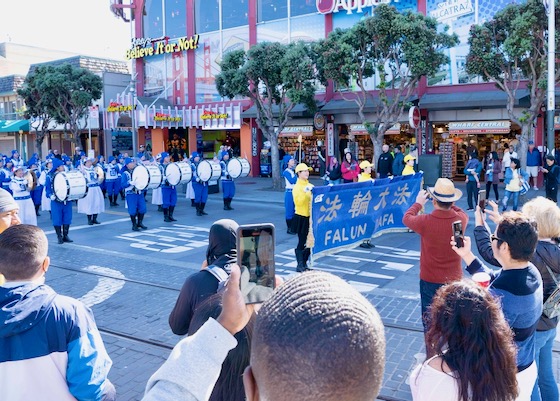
[144, 54, 166, 98]
[258, 0, 287, 22]
[195, 0, 220, 33]
[165, 0, 187, 39]
[195, 32, 222, 103]
[290, 0, 316, 17]
[143, 0, 164, 38]
[223, 0, 248, 29]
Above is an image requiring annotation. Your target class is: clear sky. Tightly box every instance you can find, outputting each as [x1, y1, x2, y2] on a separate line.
[0, 0, 131, 61]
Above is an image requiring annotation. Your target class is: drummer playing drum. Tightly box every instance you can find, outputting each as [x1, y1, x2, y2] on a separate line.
[160, 152, 178, 223]
[121, 157, 148, 231]
[191, 152, 209, 216]
[45, 159, 74, 244]
[9, 166, 37, 226]
[219, 151, 235, 210]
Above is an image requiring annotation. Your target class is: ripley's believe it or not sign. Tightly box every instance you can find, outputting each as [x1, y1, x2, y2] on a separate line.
[316, 0, 394, 14]
[125, 35, 199, 60]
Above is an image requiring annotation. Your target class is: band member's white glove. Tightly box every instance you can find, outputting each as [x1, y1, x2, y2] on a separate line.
[50, 195, 56, 201]
[304, 185, 313, 193]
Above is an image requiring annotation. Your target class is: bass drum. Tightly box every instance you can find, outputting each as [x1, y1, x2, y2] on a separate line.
[196, 160, 221, 183]
[165, 162, 192, 186]
[132, 164, 163, 190]
[227, 157, 251, 179]
[53, 171, 88, 202]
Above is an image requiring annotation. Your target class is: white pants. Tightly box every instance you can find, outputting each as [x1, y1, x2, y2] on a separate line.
[516, 361, 537, 401]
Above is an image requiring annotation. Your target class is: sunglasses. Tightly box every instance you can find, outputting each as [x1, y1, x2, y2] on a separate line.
[491, 234, 505, 243]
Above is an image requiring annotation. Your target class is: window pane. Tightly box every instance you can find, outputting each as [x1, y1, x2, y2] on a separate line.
[195, 32, 222, 103]
[143, 0, 164, 38]
[144, 54, 166, 98]
[223, 0, 248, 29]
[165, 0, 187, 39]
[195, 0, 220, 33]
[291, 0, 316, 17]
[258, 0, 287, 22]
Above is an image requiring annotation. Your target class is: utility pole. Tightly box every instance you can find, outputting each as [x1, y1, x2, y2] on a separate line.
[545, 0, 555, 155]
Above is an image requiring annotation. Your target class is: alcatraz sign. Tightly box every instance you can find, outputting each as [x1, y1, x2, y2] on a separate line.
[316, 0, 393, 14]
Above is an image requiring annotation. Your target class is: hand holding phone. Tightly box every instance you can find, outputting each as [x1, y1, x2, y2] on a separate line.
[453, 220, 464, 248]
[478, 190, 486, 212]
[237, 224, 276, 304]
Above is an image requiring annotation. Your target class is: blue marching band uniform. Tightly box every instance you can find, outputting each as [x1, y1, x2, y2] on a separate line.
[160, 152, 178, 222]
[190, 152, 209, 216]
[45, 159, 73, 244]
[283, 157, 297, 234]
[105, 156, 121, 207]
[219, 152, 235, 210]
[121, 158, 148, 231]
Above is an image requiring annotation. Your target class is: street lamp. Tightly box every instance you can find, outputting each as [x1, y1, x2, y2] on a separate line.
[545, 0, 555, 155]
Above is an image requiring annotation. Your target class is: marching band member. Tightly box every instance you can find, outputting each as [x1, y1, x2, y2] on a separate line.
[283, 157, 297, 234]
[117, 154, 126, 201]
[121, 157, 148, 231]
[63, 155, 74, 171]
[160, 152, 178, 222]
[185, 157, 196, 207]
[358, 161, 374, 182]
[105, 156, 121, 207]
[96, 155, 107, 199]
[9, 166, 37, 225]
[219, 151, 235, 211]
[151, 153, 164, 212]
[28, 157, 42, 216]
[39, 159, 52, 214]
[191, 152, 209, 216]
[10, 150, 24, 169]
[292, 163, 314, 272]
[45, 159, 73, 244]
[0, 158, 12, 194]
[77, 157, 105, 225]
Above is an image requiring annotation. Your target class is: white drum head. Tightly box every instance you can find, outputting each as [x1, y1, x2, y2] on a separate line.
[197, 160, 221, 182]
[133, 165, 162, 190]
[239, 158, 251, 178]
[165, 163, 181, 186]
[53, 171, 88, 202]
[227, 158, 242, 179]
[176, 162, 192, 184]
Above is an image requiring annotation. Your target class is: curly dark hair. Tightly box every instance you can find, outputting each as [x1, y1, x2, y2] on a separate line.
[424, 280, 518, 401]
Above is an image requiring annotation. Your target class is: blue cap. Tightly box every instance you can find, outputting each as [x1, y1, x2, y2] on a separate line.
[11, 149, 18, 156]
[62, 155, 71, 162]
[528, 140, 534, 145]
[108, 156, 115, 163]
[191, 152, 200, 159]
[219, 151, 229, 160]
[50, 158, 64, 173]
[160, 152, 169, 160]
[124, 157, 135, 165]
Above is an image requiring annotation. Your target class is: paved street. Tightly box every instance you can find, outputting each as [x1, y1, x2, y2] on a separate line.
[34, 177, 559, 401]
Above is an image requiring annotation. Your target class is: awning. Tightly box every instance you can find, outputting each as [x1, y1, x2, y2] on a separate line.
[321, 96, 419, 114]
[349, 123, 401, 135]
[279, 126, 314, 137]
[420, 90, 529, 110]
[0, 120, 29, 133]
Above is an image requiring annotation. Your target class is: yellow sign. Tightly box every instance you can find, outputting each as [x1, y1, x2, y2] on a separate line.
[126, 35, 199, 60]
[107, 102, 136, 112]
[201, 111, 229, 120]
[154, 112, 181, 122]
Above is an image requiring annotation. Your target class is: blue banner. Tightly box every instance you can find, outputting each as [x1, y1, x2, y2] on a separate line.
[310, 173, 423, 257]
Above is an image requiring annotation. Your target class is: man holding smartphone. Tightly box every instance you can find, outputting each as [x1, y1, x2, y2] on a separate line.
[403, 178, 468, 356]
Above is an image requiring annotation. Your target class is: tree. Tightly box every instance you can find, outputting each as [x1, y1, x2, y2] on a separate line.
[314, 4, 457, 167]
[466, 0, 560, 168]
[216, 41, 317, 190]
[18, 65, 59, 159]
[31, 64, 103, 147]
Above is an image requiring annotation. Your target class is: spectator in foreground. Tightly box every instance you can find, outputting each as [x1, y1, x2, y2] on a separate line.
[143, 267, 386, 401]
[410, 280, 519, 401]
[451, 212, 542, 401]
[0, 188, 21, 286]
[0, 224, 116, 401]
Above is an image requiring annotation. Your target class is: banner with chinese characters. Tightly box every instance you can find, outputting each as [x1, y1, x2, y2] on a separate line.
[309, 173, 423, 257]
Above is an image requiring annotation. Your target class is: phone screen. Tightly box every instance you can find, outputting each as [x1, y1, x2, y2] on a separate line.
[237, 224, 276, 304]
[478, 190, 486, 212]
[453, 220, 464, 248]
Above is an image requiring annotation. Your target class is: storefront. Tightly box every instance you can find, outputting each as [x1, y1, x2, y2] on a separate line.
[278, 124, 325, 174]
[0, 120, 28, 157]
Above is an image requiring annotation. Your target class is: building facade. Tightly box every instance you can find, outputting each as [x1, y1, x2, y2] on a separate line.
[114, 0, 554, 178]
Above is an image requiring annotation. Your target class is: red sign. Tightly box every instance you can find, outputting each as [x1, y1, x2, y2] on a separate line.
[409, 106, 421, 129]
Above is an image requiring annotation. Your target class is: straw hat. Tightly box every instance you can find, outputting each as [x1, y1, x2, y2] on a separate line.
[295, 163, 313, 173]
[427, 178, 462, 202]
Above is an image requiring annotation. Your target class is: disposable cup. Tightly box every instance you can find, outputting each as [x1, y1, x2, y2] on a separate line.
[472, 272, 491, 288]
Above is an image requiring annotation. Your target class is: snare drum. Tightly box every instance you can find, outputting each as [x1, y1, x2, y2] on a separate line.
[226, 157, 251, 179]
[132, 165, 163, 190]
[53, 171, 88, 202]
[165, 162, 192, 186]
[197, 160, 221, 183]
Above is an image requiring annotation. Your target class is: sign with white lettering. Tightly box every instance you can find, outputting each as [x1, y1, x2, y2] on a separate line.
[126, 35, 199, 60]
[327, 123, 334, 156]
[316, 0, 393, 15]
[279, 126, 314, 137]
[448, 120, 511, 134]
[310, 173, 423, 257]
[429, 0, 474, 22]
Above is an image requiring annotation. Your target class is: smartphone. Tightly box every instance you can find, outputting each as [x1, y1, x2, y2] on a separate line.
[478, 190, 486, 212]
[236, 224, 276, 304]
[453, 220, 464, 248]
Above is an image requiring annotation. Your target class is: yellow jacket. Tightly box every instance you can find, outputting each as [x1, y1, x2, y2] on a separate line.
[293, 178, 314, 217]
[402, 165, 415, 176]
[358, 173, 373, 182]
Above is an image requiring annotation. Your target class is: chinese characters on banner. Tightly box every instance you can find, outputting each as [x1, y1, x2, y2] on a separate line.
[310, 173, 423, 257]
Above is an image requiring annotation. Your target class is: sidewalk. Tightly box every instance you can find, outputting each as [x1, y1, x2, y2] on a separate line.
[225, 175, 560, 400]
